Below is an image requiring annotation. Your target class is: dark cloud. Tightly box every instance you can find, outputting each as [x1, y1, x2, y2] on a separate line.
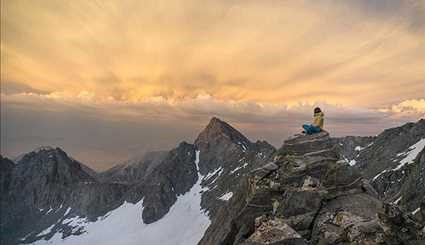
[337, 0, 425, 33]
[1, 81, 51, 95]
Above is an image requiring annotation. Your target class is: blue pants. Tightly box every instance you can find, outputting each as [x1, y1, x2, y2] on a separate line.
[302, 124, 321, 135]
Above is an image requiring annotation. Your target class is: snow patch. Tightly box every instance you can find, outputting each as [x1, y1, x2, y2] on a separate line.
[33, 146, 55, 153]
[37, 224, 55, 237]
[46, 207, 53, 214]
[64, 207, 71, 216]
[237, 141, 248, 152]
[354, 146, 364, 151]
[62, 216, 89, 233]
[392, 196, 402, 205]
[412, 208, 421, 215]
[373, 138, 425, 182]
[372, 170, 389, 182]
[219, 192, 233, 201]
[230, 162, 249, 174]
[55, 204, 63, 213]
[393, 138, 425, 171]
[399, 138, 425, 164]
[203, 167, 223, 182]
[256, 152, 264, 159]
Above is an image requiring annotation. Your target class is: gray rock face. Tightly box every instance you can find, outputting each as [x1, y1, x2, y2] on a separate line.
[195, 118, 276, 219]
[138, 142, 198, 224]
[353, 119, 424, 179]
[332, 135, 375, 163]
[200, 130, 425, 245]
[0, 155, 14, 198]
[1, 147, 100, 244]
[400, 148, 425, 216]
[0, 155, 15, 238]
[98, 151, 167, 184]
[195, 117, 254, 175]
[243, 216, 308, 245]
[332, 120, 425, 216]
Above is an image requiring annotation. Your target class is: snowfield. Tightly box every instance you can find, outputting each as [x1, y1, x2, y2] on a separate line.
[397, 138, 425, 167]
[30, 150, 210, 245]
[219, 192, 234, 201]
[372, 138, 425, 181]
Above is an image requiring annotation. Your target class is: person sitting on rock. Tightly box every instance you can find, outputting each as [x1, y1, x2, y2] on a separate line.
[302, 107, 324, 135]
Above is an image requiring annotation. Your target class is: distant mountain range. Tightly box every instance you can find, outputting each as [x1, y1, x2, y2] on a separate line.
[1, 117, 424, 245]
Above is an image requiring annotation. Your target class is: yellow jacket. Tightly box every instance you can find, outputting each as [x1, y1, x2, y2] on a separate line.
[313, 112, 324, 129]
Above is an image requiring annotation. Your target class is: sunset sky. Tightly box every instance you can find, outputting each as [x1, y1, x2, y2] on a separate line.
[1, 0, 424, 170]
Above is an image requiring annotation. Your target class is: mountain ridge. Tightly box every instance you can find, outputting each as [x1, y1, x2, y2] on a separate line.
[1, 117, 424, 245]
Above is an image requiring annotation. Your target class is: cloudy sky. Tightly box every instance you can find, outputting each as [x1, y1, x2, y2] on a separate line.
[1, 0, 424, 170]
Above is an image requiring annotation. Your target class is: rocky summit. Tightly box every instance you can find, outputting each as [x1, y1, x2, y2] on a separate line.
[200, 129, 425, 245]
[1, 118, 424, 245]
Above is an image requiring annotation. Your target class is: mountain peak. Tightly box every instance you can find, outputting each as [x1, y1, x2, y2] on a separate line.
[33, 145, 55, 152]
[14, 145, 62, 163]
[202, 117, 228, 132]
[196, 117, 251, 146]
[13, 145, 95, 185]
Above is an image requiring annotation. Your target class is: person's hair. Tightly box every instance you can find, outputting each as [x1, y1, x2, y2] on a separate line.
[314, 107, 321, 114]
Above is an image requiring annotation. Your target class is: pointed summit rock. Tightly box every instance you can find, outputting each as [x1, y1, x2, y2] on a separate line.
[15, 146, 95, 182]
[195, 117, 253, 174]
[195, 117, 251, 149]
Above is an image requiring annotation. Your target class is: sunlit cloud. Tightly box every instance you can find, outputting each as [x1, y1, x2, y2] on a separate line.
[380, 99, 425, 117]
[2, 0, 424, 107]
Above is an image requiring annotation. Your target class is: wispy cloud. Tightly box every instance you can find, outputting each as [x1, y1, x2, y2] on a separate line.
[1, 0, 424, 107]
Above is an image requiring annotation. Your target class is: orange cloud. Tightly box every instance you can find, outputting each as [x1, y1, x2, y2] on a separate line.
[1, 0, 424, 109]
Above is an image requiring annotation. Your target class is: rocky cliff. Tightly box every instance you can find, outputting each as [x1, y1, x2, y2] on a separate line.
[334, 119, 425, 214]
[97, 150, 168, 184]
[200, 128, 425, 244]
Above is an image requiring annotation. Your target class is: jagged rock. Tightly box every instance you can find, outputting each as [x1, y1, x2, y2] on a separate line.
[279, 131, 333, 156]
[98, 151, 168, 184]
[332, 120, 425, 219]
[311, 193, 384, 244]
[243, 216, 308, 245]
[137, 142, 198, 224]
[301, 176, 320, 190]
[250, 162, 279, 180]
[0, 155, 14, 198]
[358, 119, 425, 178]
[195, 117, 276, 219]
[195, 117, 254, 175]
[378, 203, 425, 244]
[1, 147, 99, 244]
[202, 127, 425, 245]
[0, 155, 15, 239]
[332, 136, 375, 162]
[400, 148, 425, 215]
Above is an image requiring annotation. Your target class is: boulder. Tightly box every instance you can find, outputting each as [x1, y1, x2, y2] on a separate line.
[243, 216, 308, 245]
